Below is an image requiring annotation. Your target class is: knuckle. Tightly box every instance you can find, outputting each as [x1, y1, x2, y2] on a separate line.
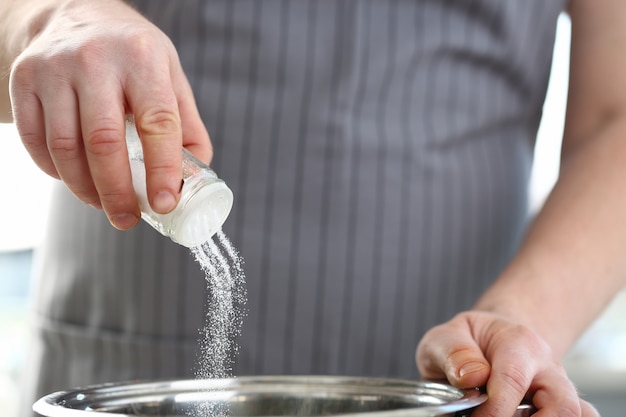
[127, 31, 157, 57]
[513, 325, 552, 356]
[10, 61, 40, 102]
[48, 135, 81, 159]
[10, 55, 39, 82]
[19, 130, 46, 151]
[446, 344, 481, 370]
[99, 187, 135, 209]
[71, 188, 100, 207]
[127, 28, 174, 60]
[499, 365, 530, 394]
[74, 40, 106, 68]
[14, 48, 71, 83]
[447, 344, 477, 358]
[144, 157, 182, 191]
[145, 161, 179, 179]
[137, 109, 180, 137]
[85, 126, 124, 157]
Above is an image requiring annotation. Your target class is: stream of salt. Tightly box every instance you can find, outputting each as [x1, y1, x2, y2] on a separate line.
[190, 230, 247, 416]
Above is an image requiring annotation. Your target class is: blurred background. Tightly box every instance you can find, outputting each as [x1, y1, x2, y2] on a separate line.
[1, 13, 625, 416]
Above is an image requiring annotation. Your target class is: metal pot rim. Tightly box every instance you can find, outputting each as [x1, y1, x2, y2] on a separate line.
[33, 375, 488, 417]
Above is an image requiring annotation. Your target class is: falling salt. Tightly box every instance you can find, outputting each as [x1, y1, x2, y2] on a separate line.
[190, 230, 247, 417]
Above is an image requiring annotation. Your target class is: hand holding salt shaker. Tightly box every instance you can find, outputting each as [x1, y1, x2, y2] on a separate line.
[125, 117, 233, 247]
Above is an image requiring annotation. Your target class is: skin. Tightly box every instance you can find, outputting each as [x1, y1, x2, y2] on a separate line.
[1, 0, 623, 415]
[418, 0, 626, 415]
[0, 0, 212, 229]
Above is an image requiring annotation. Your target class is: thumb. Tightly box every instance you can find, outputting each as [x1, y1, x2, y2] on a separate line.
[416, 322, 491, 389]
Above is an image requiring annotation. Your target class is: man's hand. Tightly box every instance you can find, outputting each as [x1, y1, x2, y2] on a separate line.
[416, 311, 599, 417]
[7, 0, 211, 229]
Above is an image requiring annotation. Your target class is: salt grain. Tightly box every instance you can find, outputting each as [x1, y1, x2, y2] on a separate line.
[190, 230, 247, 416]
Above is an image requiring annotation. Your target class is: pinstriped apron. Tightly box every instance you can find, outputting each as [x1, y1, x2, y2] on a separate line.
[21, 1, 567, 415]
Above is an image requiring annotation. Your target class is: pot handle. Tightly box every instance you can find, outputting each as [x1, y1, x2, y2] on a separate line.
[454, 402, 536, 417]
[513, 403, 537, 417]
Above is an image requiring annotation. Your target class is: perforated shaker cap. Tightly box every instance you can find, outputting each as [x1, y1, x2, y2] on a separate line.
[170, 181, 233, 247]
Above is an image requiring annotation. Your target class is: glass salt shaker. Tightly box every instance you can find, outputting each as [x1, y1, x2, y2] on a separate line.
[125, 117, 233, 248]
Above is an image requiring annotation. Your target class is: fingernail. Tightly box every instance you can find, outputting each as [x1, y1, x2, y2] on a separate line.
[152, 190, 177, 213]
[110, 213, 139, 230]
[459, 362, 489, 378]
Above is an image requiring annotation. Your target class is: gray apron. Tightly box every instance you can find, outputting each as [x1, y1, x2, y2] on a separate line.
[20, 1, 567, 415]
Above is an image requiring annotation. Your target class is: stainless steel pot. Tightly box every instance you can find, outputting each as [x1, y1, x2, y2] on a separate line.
[33, 376, 531, 417]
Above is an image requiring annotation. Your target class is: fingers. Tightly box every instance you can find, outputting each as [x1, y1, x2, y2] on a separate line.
[124, 40, 185, 215]
[579, 400, 600, 417]
[44, 78, 102, 209]
[78, 75, 138, 229]
[417, 312, 592, 416]
[9, 62, 58, 180]
[525, 367, 589, 417]
[473, 334, 540, 417]
[12, 48, 140, 229]
[477, 369, 583, 417]
[175, 70, 212, 164]
[416, 317, 491, 389]
[9, 1, 210, 231]
[476, 325, 580, 417]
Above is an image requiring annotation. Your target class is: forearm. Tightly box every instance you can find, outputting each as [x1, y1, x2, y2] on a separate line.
[474, 117, 626, 359]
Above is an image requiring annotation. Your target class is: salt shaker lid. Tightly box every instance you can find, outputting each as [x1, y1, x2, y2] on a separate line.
[170, 180, 233, 247]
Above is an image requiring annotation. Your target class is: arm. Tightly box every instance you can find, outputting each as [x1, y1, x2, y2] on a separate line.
[417, 0, 626, 415]
[476, 0, 626, 360]
[1, 0, 211, 227]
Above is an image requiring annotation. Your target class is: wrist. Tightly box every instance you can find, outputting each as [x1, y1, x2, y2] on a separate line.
[470, 262, 580, 361]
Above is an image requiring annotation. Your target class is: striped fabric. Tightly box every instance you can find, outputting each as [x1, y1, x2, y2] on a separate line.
[20, 1, 566, 415]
